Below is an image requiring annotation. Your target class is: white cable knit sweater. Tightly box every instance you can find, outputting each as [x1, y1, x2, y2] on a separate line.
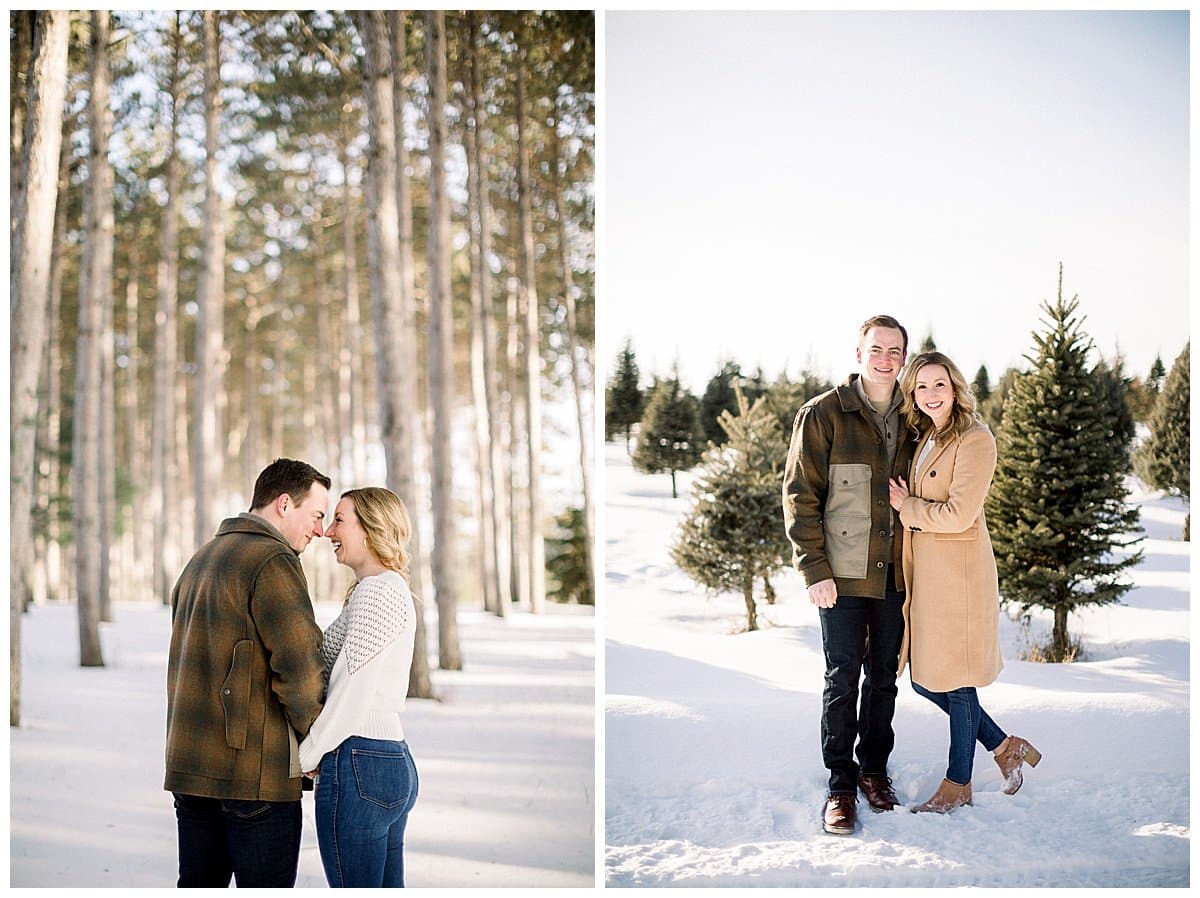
[298, 570, 416, 772]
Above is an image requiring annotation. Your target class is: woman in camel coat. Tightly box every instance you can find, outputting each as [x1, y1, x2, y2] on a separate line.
[888, 351, 1041, 814]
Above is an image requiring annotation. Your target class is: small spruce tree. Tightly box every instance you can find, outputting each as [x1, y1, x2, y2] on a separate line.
[987, 270, 1143, 660]
[1135, 342, 1190, 539]
[920, 331, 937, 352]
[545, 505, 594, 604]
[605, 339, 643, 451]
[1148, 353, 1167, 392]
[671, 390, 790, 631]
[972, 364, 992, 405]
[632, 370, 703, 498]
[700, 360, 743, 446]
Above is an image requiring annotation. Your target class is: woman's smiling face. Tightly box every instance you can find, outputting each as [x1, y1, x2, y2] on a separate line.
[913, 363, 954, 428]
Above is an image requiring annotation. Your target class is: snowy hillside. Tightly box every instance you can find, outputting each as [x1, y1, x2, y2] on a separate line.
[604, 442, 1189, 887]
[11, 599, 595, 888]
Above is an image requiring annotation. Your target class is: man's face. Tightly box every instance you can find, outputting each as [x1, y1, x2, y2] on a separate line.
[856, 326, 907, 390]
[277, 484, 330, 554]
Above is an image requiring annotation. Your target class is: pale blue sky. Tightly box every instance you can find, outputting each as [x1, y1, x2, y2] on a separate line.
[601, 10, 1189, 393]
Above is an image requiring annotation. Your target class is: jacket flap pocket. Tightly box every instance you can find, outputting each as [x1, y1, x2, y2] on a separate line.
[826, 463, 872, 519]
[221, 639, 254, 750]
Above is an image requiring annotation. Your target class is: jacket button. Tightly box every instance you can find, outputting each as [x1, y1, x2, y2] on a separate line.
[930, 471, 937, 477]
[878, 530, 886, 537]
[842, 530, 848, 536]
[876, 561, 885, 568]
[223, 688, 231, 695]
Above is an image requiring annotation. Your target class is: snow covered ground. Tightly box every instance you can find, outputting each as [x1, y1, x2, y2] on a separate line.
[604, 442, 1189, 887]
[11, 598, 594, 888]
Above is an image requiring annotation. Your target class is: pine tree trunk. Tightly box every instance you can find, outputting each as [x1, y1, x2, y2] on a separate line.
[515, 28, 547, 614]
[193, 10, 226, 548]
[466, 11, 502, 617]
[120, 231, 144, 606]
[551, 118, 594, 602]
[74, 10, 113, 668]
[359, 10, 432, 697]
[743, 577, 758, 632]
[425, 11, 462, 669]
[764, 575, 776, 605]
[1052, 606, 1070, 659]
[505, 274, 529, 606]
[42, 107, 73, 605]
[11, 9, 70, 722]
[388, 12, 436, 631]
[151, 14, 183, 604]
[10, 11, 35, 243]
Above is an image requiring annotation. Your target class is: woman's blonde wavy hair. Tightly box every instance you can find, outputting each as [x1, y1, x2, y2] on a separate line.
[899, 351, 980, 441]
[342, 486, 415, 592]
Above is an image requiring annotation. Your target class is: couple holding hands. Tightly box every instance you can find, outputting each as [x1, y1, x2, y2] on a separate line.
[783, 315, 1041, 836]
[165, 459, 419, 887]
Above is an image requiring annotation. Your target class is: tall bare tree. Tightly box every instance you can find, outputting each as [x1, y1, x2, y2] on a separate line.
[388, 11, 435, 694]
[11, 9, 70, 723]
[514, 27, 546, 613]
[425, 10, 462, 668]
[151, 12, 183, 604]
[193, 9, 227, 547]
[73, 10, 115, 668]
[552, 115, 595, 599]
[467, 12, 512, 618]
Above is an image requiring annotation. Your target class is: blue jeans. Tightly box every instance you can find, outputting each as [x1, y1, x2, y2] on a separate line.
[173, 793, 302, 887]
[912, 681, 1007, 785]
[818, 574, 906, 794]
[315, 736, 419, 888]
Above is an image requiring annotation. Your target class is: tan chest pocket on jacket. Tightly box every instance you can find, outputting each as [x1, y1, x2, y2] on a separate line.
[221, 640, 254, 750]
[824, 463, 872, 580]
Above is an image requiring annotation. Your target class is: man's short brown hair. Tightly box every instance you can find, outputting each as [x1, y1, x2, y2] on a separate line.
[858, 315, 908, 354]
[249, 458, 332, 511]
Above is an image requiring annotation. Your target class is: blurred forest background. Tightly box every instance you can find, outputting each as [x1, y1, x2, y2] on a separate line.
[9, 10, 595, 724]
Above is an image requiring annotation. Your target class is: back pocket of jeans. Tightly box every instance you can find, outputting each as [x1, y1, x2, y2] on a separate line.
[351, 748, 413, 810]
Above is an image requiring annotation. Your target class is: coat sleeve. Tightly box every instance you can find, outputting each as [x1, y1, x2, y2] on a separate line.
[782, 402, 833, 586]
[249, 552, 326, 739]
[899, 426, 996, 534]
[298, 576, 413, 771]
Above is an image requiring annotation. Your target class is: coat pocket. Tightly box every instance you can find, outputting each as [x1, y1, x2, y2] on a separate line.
[221, 640, 254, 750]
[824, 464, 872, 579]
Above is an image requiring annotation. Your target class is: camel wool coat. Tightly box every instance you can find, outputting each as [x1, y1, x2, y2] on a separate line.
[896, 422, 1003, 693]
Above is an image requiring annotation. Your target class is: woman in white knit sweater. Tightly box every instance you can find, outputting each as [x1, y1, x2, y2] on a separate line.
[299, 487, 419, 888]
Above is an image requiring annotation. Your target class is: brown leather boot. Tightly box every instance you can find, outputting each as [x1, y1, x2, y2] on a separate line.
[911, 778, 972, 814]
[993, 736, 1042, 795]
[858, 774, 898, 811]
[823, 793, 857, 835]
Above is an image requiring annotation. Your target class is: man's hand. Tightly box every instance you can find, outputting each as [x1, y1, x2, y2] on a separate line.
[808, 578, 838, 608]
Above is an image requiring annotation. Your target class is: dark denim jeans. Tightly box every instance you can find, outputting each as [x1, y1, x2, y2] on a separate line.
[912, 681, 1007, 785]
[315, 736, 419, 888]
[173, 792, 302, 887]
[818, 574, 906, 794]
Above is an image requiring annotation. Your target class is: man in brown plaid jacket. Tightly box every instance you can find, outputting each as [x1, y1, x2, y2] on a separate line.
[165, 458, 331, 886]
[782, 315, 915, 837]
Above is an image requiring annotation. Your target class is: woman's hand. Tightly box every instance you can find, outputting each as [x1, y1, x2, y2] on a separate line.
[303, 769, 318, 779]
[888, 476, 909, 512]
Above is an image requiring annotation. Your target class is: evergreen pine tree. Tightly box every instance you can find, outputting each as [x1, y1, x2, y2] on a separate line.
[700, 360, 742, 446]
[670, 390, 790, 631]
[1135, 342, 1190, 539]
[759, 368, 835, 451]
[544, 505, 593, 604]
[981, 367, 1017, 435]
[1148, 353, 1167, 392]
[920, 331, 937, 352]
[972, 364, 992, 404]
[605, 339, 643, 451]
[987, 271, 1143, 659]
[632, 370, 703, 498]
